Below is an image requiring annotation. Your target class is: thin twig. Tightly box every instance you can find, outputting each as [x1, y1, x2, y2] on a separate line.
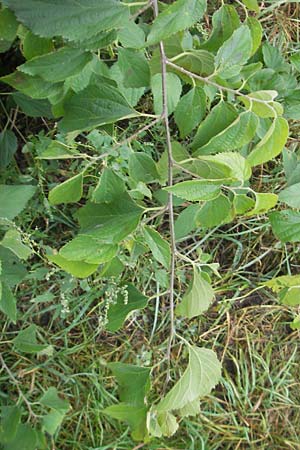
[130, 0, 153, 20]
[153, 0, 176, 383]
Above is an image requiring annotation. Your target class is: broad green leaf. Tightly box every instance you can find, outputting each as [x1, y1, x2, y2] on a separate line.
[103, 404, 148, 441]
[47, 253, 99, 278]
[262, 42, 286, 72]
[240, 90, 283, 118]
[264, 274, 300, 292]
[174, 87, 206, 137]
[0, 282, 17, 323]
[0, 247, 27, 287]
[40, 387, 70, 412]
[278, 182, 300, 208]
[0, 130, 17, 169]
[3, 0, 129, 41]
[60, 238, 117, 265]
[245, 192, 278, 216]
[290, 54, 300, 72]
[110, 62, 145, 108]
[64, 57, 110, 93]
[165, 180, 221, 202]
[291, 315, 300, 330]
[215, 25, 252, 78]
[37, 140, 78, 160]
[1, 229, 32, 260]
[278, 286, 300, 307]
[269, 210, 300, 243]
[247, 117, 289, 166]
[284, 89, 300, 120]
[129, 152, 160, 183]
[246, 16, 262, 55]
[157, 141, 190, 182]
[151, 72, 182, 116]
[59, 81, 138, 133]
[100, 257, 124, 278]
[233, 194, 255, 214]
[1, 71, 62, 99]
[48, 173, 83, 205]
[148, 410, 178, 438]
[194, 111, 258, 156]
[143, 226, 171, 269]
[19, 47, 92, 83]
[176, 267, 215, 319]
[92, 168, 126, 203]
[147, 0, 207, 45]
[12, 93, 53, 119]
[175, 204, 199, 240]
[191, 101, 238, 151]
[118, 21, 145, 49]
[74, 193, 143, 243]
[196, 152, 251, 182]
[21, 31, 54, 60]
[0, 184, 36, 220]
[0, 406, 21, 444]
[0, 8, 18, 42]
[42, 410, 65, 436]
[282, 148, 300, 187]
[118, 48, 150, 88]
[106, 283, 148, 332]
[13, 324, 47, 353]
[196, 194, 232, 228]
[174, 50, 214, 77]
[2, 424, 37, 450]
[156, 345, 221, 412]
[242, 0, 259, 12]
[108, 363, 150, 406]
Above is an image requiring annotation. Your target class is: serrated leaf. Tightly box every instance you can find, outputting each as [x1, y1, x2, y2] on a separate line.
[59, 81, 138, 133]
[0, 282, 17, 323]
[118, 48, 150, 88]
[21, 30, 54, 60]
[196, 194, 232, 228]
[148, 410, 178, 438]
[19, 47, 92, 83]
[1, 229, 32, 260]
[196, 152, 251, 182]
[278, 182, 300, 208]
[106, 283, 148, 332]
[151, 72, 182, 116]
[269, 210, 300, 243]
[165, 180, 221, 202]
[262, 42, 286, 72]
[247, 117, 289, 166]
[143, 226, 170, 269]
[147, 0, 207, 45]
[240, 90, 283, 118]
[194, 111, 258, 156]
[47, 253, 98, 278]
[3, 0, 128, 41]
[0, 130, 17, 169]
[92, 168, 126, 203]
[1, 71, 62, 99]
[156, 345, 221, 412]
[110, 62, 145, 108]
[12, 93, 53, 119]
[174, 87, 206, 137]
[0, 8, 18, 42]
[129, 152, 160, 183]
[215, 25, 253, 78]
[48, 173, 83, 205]
[245, 192, 278, 216]
[13, 324, 47, 353]
[0, 184, 36, 220]
[176, 267, 215, 319]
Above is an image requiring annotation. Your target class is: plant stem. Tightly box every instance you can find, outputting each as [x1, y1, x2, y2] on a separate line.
[152, 0, 176, 382]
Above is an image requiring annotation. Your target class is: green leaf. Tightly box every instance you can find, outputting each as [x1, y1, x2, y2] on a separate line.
[173, 50, 215, 77]
[247, 117, 289, 166]
[129, 152, 160, 183]
[241, 0, 259, 12]
[246, 16, 262, 55]
[118, 20, 145, 49]
[0, 406, 21, 444]
[0, 247, 27, 287]
[196, 152, 251, 182]
[147, 0, 207, 45]
[191, 101, 238, 151]
[1, 229, 32, 260]
[19, 47, 92, 83]
[157, 141, 190, 182]
[60, 238, 117, 265]
[239, 90, 283, 118]
[48, 173, 83, 205]
[1, 71, 62, 99]
[245, 192, 278, 216]
[176, 267, 215, 319]
[165, 180, 221, 202]
[156, 344, 221, 412]
[37, 140, 78, 160]
[215, 25, 252, 78]
[0, 8, 18, 42]
[143, 226, 170, 269]
[12, 93, 53, 119]
[59, 81, 138, 133]
[290, 54, 300, 72]
[106, 283, 148, 332]
[269, 210, 300, 243]
[47, 253, 99, 278]
[148, 410, 178, 438]
[279, 182, 300, 209]
[108, 363, 150, 406]
[40, 387, 70, 412]
[118, 48, 150, 88]
[233, 194, 255, 215]
[103, 404, 148, 441]
[151, 72, 182, 116]
[13, 324, 47, 353]
[196, 194, 232, 228]
[174, 87, 206, 138]
[0, 282, 17, 323]
[42, 410, 65, 436]
[278, 286, 300, 307]
[0, 130, 17, 169]
[2, 424, 37, 450]
[3, 0, 129, 41]
[262, 42, 286, 72]
[0, 184, 36, 220]
[194, 111, 258, 156]
[21, 31, 54, 60]
[92, 168, 126, 203]
[110, 62, 145, 108]
[200, 5, 240, 53]
[175, 204, 199, 240]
